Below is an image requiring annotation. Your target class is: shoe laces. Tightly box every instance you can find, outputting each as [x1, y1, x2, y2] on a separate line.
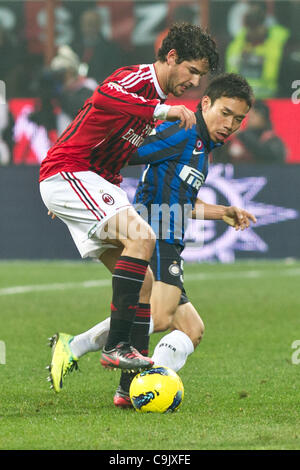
[66, 360, 78, 374]
[118, 344, 142, 360]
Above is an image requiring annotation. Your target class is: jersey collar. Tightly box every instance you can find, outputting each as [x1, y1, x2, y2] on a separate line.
[195, 108, 223, 152]
[149, 63, 168, 100]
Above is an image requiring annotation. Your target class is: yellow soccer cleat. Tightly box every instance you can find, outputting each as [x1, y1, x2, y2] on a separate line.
[47, 333, 78, 392]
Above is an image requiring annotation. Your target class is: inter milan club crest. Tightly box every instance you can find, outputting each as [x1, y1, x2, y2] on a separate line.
[102, 193, 114, 205]
[168, 263, 180, 276]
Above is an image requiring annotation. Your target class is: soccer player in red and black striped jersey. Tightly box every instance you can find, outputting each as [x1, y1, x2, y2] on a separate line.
[40, 23, 219, 390]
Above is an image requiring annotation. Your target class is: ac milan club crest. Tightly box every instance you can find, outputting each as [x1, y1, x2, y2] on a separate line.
[102, 193, 114, 205]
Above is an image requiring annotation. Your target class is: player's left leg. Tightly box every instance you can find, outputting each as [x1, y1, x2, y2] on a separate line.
[151, 299, 205, 372]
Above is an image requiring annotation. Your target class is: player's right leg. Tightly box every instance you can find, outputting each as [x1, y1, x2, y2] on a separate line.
[99, 206, 156, 371]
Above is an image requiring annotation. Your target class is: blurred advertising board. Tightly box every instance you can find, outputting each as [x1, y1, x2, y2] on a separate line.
[0, 165, 299, 261]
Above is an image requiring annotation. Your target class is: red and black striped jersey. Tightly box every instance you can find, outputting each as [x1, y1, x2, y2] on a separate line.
[39, 64, 167, 185]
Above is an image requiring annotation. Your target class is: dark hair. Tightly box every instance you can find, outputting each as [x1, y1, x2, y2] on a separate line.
[200, 73, 254, 109]
[157, 23, 219, 73]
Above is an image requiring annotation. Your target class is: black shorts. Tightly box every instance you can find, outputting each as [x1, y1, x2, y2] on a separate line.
[150, 240, 189, 305]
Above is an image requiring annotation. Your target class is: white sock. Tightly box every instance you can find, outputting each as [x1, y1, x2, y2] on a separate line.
[151, 330, 194, 372]
[70, 314, 153, 359]
[70, 317, 111, 358]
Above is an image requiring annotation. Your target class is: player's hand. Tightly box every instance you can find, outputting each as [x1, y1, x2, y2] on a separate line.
[166, 105, 196, 130]
[222, 207, 256, 231]
[48, 210, 56, 220]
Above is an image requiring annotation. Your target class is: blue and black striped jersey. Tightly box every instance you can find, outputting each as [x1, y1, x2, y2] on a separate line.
[130, 110, 222, 246]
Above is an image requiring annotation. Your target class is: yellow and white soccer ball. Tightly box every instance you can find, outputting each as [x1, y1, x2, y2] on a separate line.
[129, 366, 184, 413]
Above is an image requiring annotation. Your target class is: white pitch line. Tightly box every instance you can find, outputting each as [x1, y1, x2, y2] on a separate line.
[0, 268, 300, 296]
[0, 279, 111, 296]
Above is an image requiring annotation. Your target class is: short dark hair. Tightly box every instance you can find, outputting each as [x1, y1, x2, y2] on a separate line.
[157, 23, 219, 73]
[200, 73, 254, 109]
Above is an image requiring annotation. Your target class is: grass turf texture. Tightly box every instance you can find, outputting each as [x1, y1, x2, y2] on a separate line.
[0, 260, 299, 450]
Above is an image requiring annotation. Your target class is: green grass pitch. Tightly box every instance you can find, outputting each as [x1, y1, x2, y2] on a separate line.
[0, 260, 299, 450]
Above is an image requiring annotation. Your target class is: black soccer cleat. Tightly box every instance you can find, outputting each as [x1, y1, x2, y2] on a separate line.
[100, 342, 153, 372]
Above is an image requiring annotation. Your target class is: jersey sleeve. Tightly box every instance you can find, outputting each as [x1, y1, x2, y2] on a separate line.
[93, 81, 160, 121]
[128, 121, 189, 165]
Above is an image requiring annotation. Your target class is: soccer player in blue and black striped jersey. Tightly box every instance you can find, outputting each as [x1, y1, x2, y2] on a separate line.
[113, 73, 257, 405]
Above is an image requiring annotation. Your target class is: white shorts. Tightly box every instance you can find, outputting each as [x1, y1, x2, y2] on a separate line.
[40, 171, 132, 259]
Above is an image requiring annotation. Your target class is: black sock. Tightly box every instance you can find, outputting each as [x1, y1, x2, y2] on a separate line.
[105, 256, 148, 350]
[130, 303, 151, 356]
[120, 303, 151, 392]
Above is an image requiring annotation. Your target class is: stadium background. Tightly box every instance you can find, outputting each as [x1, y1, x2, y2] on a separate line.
[0, 0, 299, 261]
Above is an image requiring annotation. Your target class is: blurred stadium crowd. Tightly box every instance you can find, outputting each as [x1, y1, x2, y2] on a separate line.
[0, 0, 299, 166]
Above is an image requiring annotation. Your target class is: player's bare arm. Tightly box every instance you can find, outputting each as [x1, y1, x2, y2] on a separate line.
[191, 198, 257, 231]
[222, 206, 257, 231]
